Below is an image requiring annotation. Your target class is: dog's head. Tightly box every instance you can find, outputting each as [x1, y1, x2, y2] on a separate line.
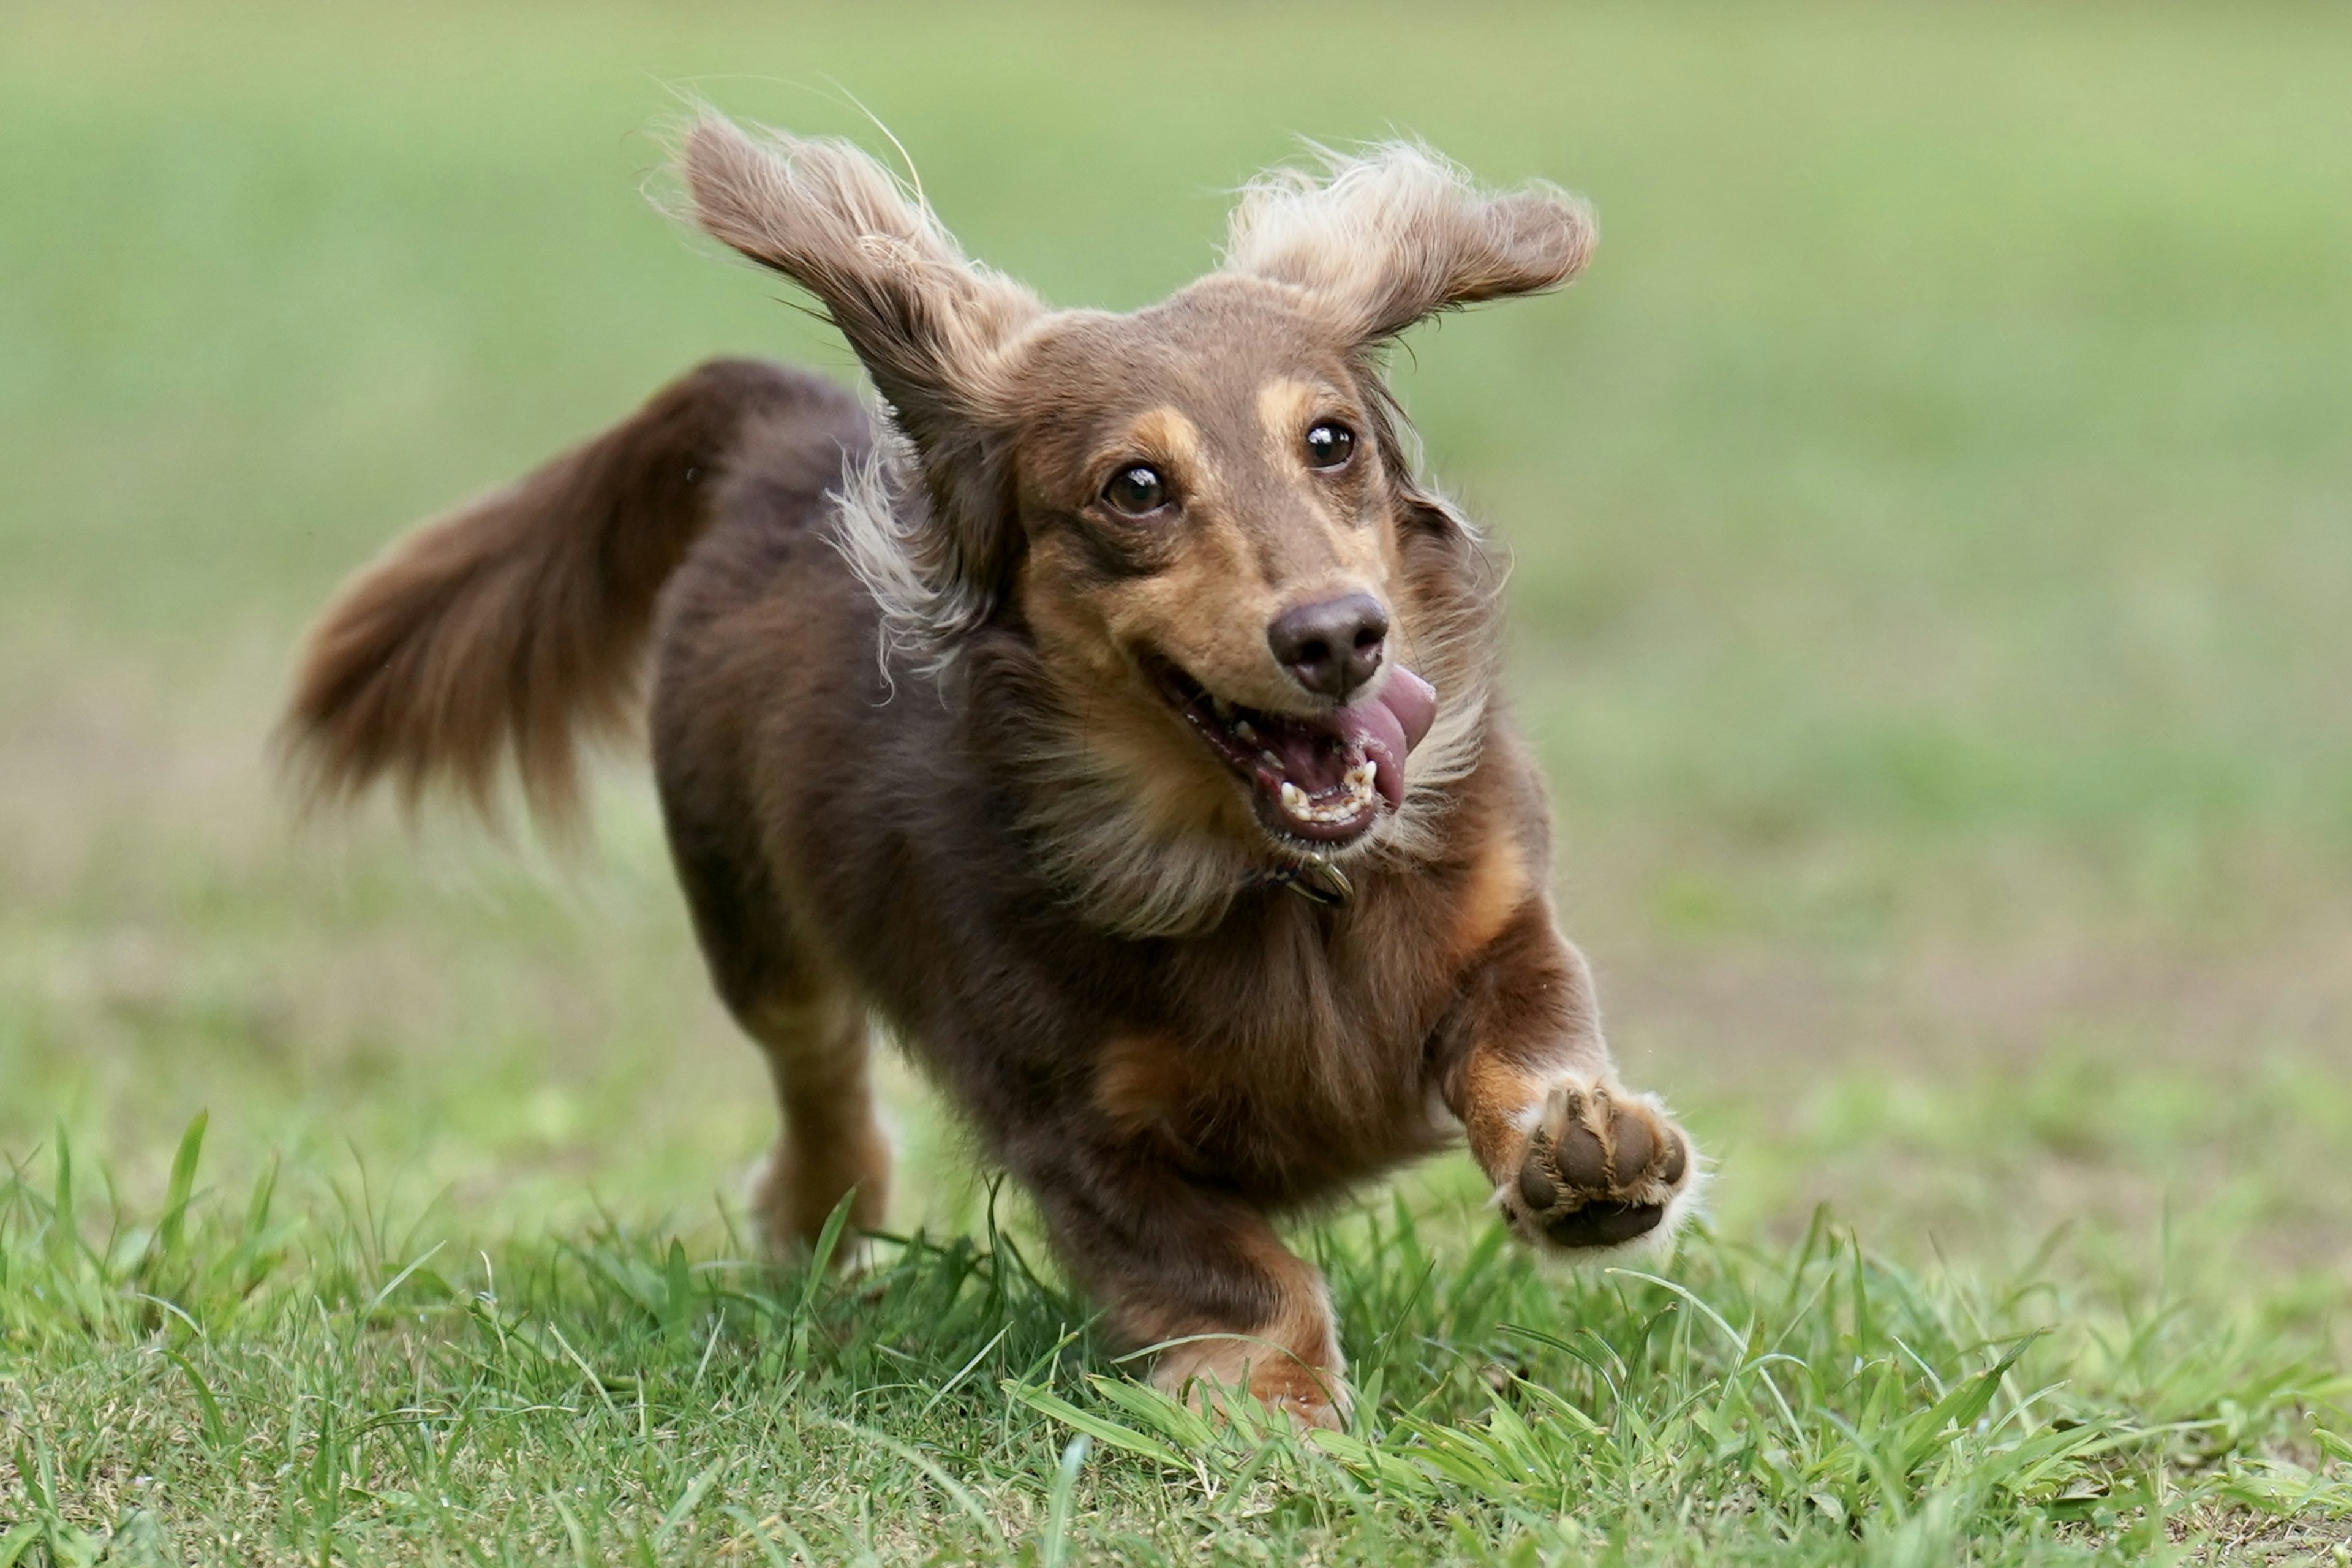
[684, 119, 1591, 926]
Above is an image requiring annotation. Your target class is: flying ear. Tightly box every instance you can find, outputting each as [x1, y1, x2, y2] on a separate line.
[1221, 143, 1595, 342]
[679, 113, 1042, 460]
[681, 115, 1044, 641]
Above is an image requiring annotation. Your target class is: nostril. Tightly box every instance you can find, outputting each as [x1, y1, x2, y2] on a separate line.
[1269, 592, 1391, 699]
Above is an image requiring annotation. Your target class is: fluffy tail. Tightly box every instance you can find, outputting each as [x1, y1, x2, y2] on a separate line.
[279, 356, 857, 832]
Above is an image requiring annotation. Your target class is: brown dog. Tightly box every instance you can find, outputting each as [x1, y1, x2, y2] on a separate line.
[281, 118, 1699, 1427]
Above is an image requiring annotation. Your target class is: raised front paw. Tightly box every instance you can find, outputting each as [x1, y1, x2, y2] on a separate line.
[1501, 1082, 1693, 1253]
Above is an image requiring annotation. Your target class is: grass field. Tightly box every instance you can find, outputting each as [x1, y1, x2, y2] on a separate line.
[4, 2, 2351, 1561]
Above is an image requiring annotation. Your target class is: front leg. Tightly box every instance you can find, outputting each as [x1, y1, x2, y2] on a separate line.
[1018, 1136, 1348, 1428]
[1442, 905, 1701, 1255]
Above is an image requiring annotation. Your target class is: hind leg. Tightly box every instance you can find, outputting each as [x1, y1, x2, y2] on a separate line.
[660, 802, 889, 1257]
[739, 979, 891, 1255]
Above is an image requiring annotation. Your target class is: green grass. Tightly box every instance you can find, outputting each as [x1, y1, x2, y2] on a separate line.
[6, 1117, 2348, 1565]
[4, 1, 2350, 1561]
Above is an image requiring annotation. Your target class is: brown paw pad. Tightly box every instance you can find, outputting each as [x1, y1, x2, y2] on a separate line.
[1510, 1084, 1690, 1251]
[1543, 1200, 1663, 1248]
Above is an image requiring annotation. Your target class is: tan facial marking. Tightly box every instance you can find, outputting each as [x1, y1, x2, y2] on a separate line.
[1019, 546, 1263, 837]
[1253, 375, 1396, 604]
[1255, 377, 1324, 450]
[1123, 405, 1208, 477]
[1031, 492, 1295, 714]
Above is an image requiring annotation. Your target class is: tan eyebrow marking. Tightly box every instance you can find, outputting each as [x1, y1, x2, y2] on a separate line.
[1256, 377, 1322, 447]
[1125, 407, 1207, 470]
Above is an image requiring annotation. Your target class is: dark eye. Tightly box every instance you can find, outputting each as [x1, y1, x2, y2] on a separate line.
[1102, 464, 1168, 516]
[1305, 422, 1355, 470]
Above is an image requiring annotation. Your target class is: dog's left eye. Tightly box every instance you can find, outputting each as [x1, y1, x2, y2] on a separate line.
[1102, 464, 1169, 516]
[1304, 422, 1355, 470]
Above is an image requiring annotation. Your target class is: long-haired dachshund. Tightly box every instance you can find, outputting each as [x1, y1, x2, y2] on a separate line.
[282, 117, 1700, 1427]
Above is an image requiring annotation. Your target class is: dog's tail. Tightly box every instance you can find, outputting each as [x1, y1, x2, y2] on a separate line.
[278, 356, 859, 835]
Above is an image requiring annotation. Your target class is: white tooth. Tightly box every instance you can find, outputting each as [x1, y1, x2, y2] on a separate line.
[1212, 698, 1234, 721]
[1234, 720, 1257, 743]
[1273, 765, 1382, 828]
[1260, 750, 1283, 769]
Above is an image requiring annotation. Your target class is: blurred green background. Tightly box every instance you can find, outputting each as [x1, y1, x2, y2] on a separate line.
[4, 2, 2348, 1282]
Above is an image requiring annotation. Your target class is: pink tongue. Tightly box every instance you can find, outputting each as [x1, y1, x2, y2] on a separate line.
[1381, 668, 1438, 750]
[1330, 668, 1438, 813]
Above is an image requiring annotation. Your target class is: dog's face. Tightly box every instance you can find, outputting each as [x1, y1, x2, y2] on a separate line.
[684, 120, 1591, 865]
[1004, 287, 1435, 848]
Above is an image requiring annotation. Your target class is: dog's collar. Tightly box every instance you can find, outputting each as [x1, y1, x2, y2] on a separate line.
[1256, 858, 1354, 908]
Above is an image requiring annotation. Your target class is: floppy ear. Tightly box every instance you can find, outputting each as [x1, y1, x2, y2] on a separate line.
[680, 115, 1042, 615]
[1221, 143, 1595, 343]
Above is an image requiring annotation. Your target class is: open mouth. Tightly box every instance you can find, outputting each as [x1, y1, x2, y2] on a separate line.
[1153, 660, 1439, 845]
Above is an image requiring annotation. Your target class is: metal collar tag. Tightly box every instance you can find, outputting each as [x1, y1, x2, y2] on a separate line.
[1260, 859, 1354, 907]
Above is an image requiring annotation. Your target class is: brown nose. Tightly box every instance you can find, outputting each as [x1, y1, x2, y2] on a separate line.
[1268, 592, 1389, 701]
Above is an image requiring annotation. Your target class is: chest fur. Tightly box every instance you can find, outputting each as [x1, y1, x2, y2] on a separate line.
[1088, 832, 1530, 1191]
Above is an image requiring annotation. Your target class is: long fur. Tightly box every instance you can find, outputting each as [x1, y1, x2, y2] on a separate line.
[1222, 141, 1597, 340]
[683, 118, 1042, 651]
[279, 358, 843, 832]
[827, 430, 976, 684]
[278, 120, 1698, 1428]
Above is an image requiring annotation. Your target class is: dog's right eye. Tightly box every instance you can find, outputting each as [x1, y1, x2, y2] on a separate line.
[1102, 464, 1169, 517]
